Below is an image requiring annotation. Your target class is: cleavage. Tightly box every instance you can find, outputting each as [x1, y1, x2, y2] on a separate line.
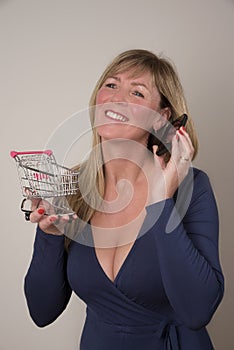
[91, 209, 146, 282]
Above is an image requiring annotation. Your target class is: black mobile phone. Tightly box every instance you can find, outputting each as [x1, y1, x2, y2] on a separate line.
[155, 114, 188, 156]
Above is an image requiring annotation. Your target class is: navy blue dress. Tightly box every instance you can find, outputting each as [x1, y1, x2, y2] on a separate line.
[24, 168, 224, 349]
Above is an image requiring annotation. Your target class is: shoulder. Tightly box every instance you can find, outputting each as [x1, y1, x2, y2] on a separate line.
[192, 167, 210, 181]
[182, 167, 218, 218]
[173, 167, 218, 221]
[191, 167, 215, 196]
[182, 167, 214, 195]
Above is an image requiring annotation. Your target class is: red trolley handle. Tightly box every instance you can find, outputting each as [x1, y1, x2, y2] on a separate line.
[10, 150, 53, 158]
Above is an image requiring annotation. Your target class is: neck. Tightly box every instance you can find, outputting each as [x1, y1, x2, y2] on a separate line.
[101, 138, 153, 184]
[97, 139, 154, 213]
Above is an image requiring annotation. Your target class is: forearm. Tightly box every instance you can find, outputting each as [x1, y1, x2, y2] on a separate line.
[24, 227, 72, 327]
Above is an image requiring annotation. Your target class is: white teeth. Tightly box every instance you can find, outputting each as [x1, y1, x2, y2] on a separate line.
[105, 110, 127, 122]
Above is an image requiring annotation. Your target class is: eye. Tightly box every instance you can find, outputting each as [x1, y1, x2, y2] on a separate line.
[132, 91, 144, 98]
[105, 83, 117, 89]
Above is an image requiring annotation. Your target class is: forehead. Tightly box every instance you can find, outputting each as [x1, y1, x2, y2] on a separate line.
[107, 68, 155, 86]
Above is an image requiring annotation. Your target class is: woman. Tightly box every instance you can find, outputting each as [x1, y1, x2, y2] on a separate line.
[25, 49, 224, 349]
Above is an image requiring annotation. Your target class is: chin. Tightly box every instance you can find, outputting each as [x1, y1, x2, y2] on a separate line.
[96, 124, 127, 139]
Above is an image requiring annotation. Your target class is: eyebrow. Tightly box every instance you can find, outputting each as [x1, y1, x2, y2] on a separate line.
[131, 82, 149, 90]
[106, 76, 150, 90]
[107, 76, 120, 82]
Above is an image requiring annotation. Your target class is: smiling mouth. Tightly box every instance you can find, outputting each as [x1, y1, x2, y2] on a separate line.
[105, 110, 129, 122]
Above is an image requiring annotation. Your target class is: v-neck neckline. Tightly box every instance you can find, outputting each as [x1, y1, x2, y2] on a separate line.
[89, 198, 167, 286]
[90, 208, 150, 285]
[92, 236, 139, 285]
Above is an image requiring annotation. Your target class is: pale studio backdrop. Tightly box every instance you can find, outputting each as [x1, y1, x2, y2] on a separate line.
[1, 0, 234, 349]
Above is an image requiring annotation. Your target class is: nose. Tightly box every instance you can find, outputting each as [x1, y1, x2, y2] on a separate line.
[110, 88, 128, 103]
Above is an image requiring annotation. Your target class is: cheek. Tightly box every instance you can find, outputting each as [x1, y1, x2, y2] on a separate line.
[96, 89, 110, 104]
[95, 90, 102, 104]
[94, 103, 105, 127]
[129, 104, 159, 130]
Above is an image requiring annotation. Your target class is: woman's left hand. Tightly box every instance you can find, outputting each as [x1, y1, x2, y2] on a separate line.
[150, 127, 194, 203]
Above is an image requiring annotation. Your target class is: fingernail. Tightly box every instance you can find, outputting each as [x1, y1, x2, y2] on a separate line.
[178, 129, 184, 135]
[182, 126, 186, 131]
[37, 208, 45, 215]
[50, 216, 57, 222]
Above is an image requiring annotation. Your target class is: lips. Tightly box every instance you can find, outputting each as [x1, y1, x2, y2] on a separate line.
[105, 110, 129, 122]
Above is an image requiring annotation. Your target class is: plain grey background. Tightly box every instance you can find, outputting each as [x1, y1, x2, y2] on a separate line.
[1, 0, 233, 349]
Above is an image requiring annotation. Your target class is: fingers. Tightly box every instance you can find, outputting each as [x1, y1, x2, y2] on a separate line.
[38, 214, 63, 234]
[178, 127, 194, 158]
[30, 206, 46, 223]
[152, 145, 166, 169]
[171, 127, 194, 162]
[179, 127, 194, 148]
[28, 198, 77, 235]
[23, 191, 77, 235]
[163, 127, 194, 189]
[40, 213, 77, 235]
[149, 128, 194, 202]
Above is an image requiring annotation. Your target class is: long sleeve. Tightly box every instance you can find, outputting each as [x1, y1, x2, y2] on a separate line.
[147, 168, 224, 329]
[24, 227, 72, 327]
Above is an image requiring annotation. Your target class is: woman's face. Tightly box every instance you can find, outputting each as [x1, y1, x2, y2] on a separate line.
[94, 70, 164, 145]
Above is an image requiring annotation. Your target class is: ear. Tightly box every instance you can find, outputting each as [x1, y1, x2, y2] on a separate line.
[152, 107, 171, 132]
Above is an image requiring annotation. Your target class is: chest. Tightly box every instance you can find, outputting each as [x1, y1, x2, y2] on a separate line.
[91, 205, 147, 282]
[67, 225, 168, 310]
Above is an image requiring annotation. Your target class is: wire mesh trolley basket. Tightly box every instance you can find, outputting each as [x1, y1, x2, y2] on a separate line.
[11, 150, 79, 219]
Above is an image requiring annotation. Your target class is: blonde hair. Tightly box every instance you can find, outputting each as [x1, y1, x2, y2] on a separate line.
[66, 49, 198, 242]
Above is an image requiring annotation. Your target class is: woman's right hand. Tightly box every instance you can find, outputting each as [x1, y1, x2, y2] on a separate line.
[29, 198, 75, 235]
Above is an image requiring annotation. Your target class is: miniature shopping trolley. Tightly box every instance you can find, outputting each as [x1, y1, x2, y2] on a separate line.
[10, 150, 79, 220]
